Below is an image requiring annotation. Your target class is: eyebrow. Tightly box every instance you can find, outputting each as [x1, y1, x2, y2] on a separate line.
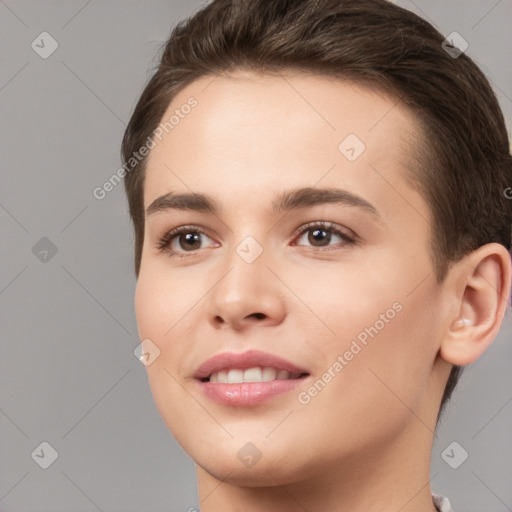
[146, 187, 381, 219]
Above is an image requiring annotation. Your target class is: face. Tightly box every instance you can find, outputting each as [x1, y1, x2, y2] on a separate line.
[135, 71, 451, 485]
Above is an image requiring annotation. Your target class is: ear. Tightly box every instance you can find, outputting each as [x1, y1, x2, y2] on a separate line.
[440, 243, 511, 366]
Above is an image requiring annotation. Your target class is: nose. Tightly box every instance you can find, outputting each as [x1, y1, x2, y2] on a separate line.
[206, 249, 287, 331]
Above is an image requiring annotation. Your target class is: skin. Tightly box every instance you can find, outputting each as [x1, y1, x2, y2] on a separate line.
[135, 71, 511, 512]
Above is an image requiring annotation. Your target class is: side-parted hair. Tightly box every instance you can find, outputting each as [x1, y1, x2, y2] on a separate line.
[121, 0, 512, 422]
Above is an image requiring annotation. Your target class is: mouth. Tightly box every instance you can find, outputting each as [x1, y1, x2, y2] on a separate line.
[194, 350, 310, 406]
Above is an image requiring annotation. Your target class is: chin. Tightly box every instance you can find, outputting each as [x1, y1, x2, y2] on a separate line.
[197, 455, 309, 487]
[190, 436, 318, 486]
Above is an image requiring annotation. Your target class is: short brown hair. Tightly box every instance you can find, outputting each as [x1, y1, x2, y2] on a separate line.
[121, 0, 512, 421]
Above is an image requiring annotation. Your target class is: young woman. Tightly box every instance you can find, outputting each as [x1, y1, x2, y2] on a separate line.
[121, 1, 512, 510]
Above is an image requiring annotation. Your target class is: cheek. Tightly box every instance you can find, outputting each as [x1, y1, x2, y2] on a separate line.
[289, 260, 404, 352]
[134, 268, 191, 399]
[134, 272, 170, 340]
[134, 268, 197, 438]
[134, 262, 206, 342]
[300, 260, 440, 415]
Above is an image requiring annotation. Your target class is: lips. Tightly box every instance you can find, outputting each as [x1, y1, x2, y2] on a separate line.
[194, 349, 309, 381]
[193, 349, 310, 406]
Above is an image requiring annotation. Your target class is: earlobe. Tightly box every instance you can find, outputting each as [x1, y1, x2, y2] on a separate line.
[440, 243, 511, 367]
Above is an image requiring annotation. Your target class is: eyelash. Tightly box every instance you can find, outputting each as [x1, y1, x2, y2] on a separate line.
[156, 221, 357, 258]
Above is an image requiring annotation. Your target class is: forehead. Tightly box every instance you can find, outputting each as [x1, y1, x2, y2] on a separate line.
[144, 71, 424, 217]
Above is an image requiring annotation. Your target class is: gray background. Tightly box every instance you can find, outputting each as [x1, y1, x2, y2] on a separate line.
[0, 1, 511, 511]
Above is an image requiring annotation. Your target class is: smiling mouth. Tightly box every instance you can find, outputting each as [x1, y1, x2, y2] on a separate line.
[202, 367, 309, 383]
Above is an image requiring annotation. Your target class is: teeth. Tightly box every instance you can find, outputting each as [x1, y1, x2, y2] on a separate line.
[208, 366, 303, 383]
[227, 369, 244, 384]
[243, 367, 262, 382]
[262, 367, 277, 381]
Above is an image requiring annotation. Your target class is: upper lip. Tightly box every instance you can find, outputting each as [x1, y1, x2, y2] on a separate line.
[194, 349, 309, 380]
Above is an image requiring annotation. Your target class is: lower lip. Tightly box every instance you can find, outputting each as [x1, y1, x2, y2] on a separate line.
[197, 378, 307, 406]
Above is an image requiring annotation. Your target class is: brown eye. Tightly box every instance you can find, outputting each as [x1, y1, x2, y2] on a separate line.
[176, 232, 203, 251]
[157, 225, 216, 257]
[306, 227, 333, 247]
[293, 222, 356, 249]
